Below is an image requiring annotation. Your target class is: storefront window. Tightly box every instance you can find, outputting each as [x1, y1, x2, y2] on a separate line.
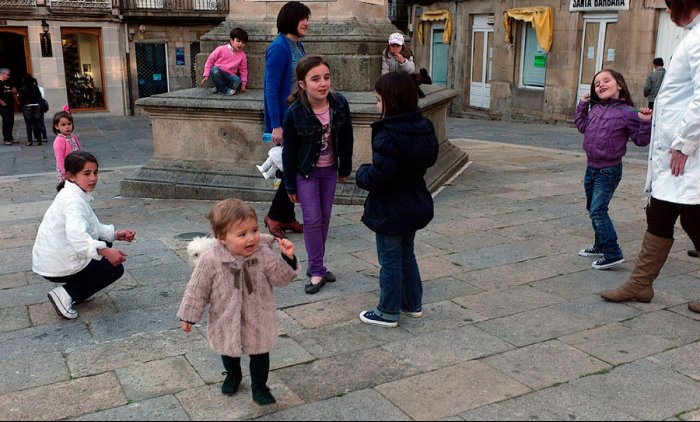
[520, 24, 546, 88]
[61, 28, 105, 110]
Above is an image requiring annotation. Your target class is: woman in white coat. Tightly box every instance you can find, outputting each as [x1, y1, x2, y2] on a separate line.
[601, 0, 700, 314]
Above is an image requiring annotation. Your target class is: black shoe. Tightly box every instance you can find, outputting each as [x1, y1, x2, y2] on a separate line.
[252, 385, 276, 405]
[304, 278, 325, 294]
[305, 270, 336, 283]
[688, 250, 698, 258]
[221, 371, 242, 395]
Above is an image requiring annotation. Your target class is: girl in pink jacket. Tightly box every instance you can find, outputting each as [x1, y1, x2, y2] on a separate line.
[177, 198, 299, 405]
[52, 110, 81, 184]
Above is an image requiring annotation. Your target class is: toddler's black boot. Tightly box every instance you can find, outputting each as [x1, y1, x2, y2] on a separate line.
[221, 355, 242, 395]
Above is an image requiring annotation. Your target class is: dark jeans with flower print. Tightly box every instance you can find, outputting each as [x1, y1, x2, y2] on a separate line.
[583, 164, 623, 260]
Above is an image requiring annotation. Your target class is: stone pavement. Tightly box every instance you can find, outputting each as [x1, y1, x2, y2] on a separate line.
[1, 115, 700, 421]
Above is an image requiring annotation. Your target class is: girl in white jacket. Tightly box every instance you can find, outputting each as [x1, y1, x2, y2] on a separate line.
[32, 151, 135, 319]
[601, 0, 700, 312]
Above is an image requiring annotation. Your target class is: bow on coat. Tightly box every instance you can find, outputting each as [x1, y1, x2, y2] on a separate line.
[228, 258, 257, 294]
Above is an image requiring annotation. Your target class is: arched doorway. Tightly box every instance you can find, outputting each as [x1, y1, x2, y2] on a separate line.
[0, 28, 31, 112]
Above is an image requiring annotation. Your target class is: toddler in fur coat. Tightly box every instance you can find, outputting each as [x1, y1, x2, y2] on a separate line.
[177, 198, 299, 405]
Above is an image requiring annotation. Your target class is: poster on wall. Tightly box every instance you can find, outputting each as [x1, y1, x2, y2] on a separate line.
[176, 47, 185, 66]
[570, 0, 629, 12]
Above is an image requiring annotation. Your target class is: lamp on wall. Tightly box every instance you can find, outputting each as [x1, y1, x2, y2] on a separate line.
[40, 19, 53, 57]
[138, 24, 146, 40]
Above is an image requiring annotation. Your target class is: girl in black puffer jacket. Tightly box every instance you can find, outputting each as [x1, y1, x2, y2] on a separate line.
[356, 71, 439, 328]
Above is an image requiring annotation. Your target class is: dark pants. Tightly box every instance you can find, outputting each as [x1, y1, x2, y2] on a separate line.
[647, 197, 700, 250]
[584, 164, 623, 260]
[22, 105, 42, 142]
[221, 353, 270, 389]
[268, 172, 296, 223]
[1, 103, 14, 142]
[44, 258, 124, 303]
[374, 231, 423, 322]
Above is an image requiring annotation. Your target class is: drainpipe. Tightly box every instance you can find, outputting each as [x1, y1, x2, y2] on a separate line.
[124, 23, 135, 116]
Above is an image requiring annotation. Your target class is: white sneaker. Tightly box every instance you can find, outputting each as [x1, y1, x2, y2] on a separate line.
[225, 88, 236, 96]
[48, 286, 78, 319]
[211, 87, 218, 94]
[401, 309, 423, 318]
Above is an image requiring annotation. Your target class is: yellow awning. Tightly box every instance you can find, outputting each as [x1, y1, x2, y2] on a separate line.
[503, 6, 553, 53]
[417, 10, 452, 45]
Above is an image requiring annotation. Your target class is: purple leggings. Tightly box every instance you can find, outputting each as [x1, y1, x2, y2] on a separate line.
[296, 166, 337, 277]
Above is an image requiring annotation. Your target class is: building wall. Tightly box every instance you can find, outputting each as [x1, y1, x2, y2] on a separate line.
[409, 0, 668, 123]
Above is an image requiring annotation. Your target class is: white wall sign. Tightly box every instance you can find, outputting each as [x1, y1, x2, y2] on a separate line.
[570, 0, 630, 12]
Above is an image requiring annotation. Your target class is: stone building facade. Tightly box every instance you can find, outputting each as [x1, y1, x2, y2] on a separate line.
[407, 0, 685, 122]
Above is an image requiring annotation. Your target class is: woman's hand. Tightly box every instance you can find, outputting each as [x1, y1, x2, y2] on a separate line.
[116, 229, 136, 242]
[180, 320, 193, 333]
[637, 107, 653, 121]
[272, 127, 283, 145]
[288, 193, 298, 203]
[99, 248, 128, 266]
[277, 238, 295, 259]
[670, 149, 688, 176]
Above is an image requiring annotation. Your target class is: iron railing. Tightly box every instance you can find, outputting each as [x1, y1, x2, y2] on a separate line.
[0, 0, 36, 7]
[48, 0, 111, 8]
[120, 0, 227, 12]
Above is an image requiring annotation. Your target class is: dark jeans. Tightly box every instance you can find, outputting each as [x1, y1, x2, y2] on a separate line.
[221, 353, 270, 389]
[374, 231, 423, 322]
[584, 164, 623, 259]
[44, 257, 124, 303]
[647, 197, 700, 250]
[210, 66, 242, 94]
[1, 103, 13, 141]
[268, 172, 296, 223]
[296, 166, 337, 277]
[22, 105, 42, 142]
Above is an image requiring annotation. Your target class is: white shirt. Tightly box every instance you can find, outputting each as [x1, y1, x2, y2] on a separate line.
[32, 181, 115, 277]
[644, 14, 700, 204]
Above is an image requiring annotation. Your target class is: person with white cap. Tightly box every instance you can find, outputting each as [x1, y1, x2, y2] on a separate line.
[381, 32, 416, 75]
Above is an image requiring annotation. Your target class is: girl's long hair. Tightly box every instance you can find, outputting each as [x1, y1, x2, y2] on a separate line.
[57, 151, 99, 192]
[375, 71, 418, 117]
[287, 55, 334, 109]
[589, 69, 634, 107]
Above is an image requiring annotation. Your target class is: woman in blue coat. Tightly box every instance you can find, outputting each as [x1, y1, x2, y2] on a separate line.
[262, 1, 310, 238]
[356, 71, 439, 328]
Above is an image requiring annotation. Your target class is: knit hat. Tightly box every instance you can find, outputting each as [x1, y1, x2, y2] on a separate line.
[388, 33, 404, 46]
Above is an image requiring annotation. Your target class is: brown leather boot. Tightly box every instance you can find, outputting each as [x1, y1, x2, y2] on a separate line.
[601, 231, 673, 303]
[689, 302, 700, 314]
[282, 220, 303, 233]
[264, 215, 286, 239]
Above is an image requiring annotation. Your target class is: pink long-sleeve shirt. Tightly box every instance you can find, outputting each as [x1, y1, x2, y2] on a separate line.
[53, 133, 81, 182]
[203, 45, 248, 89]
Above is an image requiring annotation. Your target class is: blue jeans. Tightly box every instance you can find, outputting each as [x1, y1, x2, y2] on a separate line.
[374, 232, 422, 321]
[210, 66, 241, 93]
[296, 166, 337, 277]
[583, 164, 623, 260]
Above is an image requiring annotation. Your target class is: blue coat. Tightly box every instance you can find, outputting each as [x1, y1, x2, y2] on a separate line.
[264, 34, 305, 132]
[356, 110, 439, 235]
[282, 93, 354, 194]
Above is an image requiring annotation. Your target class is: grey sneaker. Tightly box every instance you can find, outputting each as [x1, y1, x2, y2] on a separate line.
[225, 88, 236, 96]
[592, 256, 624, 270]
[579, 246, 603, 257]
[211, 87, 218, 94]
[48, 286, 78, 319]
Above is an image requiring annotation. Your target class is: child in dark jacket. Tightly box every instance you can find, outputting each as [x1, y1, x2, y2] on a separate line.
[282, 55, 353, 295]
[356, 71, 438, 328]
[575, 69, 652, 270]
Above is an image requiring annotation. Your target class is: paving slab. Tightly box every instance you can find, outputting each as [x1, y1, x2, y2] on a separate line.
[72, 395, 191, 421]
[115, 355, 205, 401]
[0, 351, 69, 395]
[0, 305, 31, 332]
[645, 342, 700, 381]
[375, 360, 531, 420]
[452, 285, 564, 319]
[622, 310, 700, 345]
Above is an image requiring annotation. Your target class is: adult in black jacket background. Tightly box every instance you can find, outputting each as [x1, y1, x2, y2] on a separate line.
[19, 75, 43, 146]
[356, 71, 439, 328]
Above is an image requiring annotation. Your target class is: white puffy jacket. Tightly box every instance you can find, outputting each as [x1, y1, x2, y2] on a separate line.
[645, 14, 700, 204]
[32, 181, 114, 277]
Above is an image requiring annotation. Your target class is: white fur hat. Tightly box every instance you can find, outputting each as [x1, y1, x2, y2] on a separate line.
[388, 32, 404, 46]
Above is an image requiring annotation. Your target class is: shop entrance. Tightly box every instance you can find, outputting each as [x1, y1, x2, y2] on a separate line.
[577, 14, 617, 101]
[469, 15, 493, 109]
[0, 28, 31, 111]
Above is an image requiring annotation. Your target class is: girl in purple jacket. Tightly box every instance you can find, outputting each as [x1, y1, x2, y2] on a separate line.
[575, 69, 652, 270]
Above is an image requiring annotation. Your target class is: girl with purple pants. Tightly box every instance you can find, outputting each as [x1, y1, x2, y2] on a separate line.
[282, 56, 354, 294]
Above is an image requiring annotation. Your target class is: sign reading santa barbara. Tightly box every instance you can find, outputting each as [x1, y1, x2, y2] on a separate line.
[570, 0, 629, 12]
